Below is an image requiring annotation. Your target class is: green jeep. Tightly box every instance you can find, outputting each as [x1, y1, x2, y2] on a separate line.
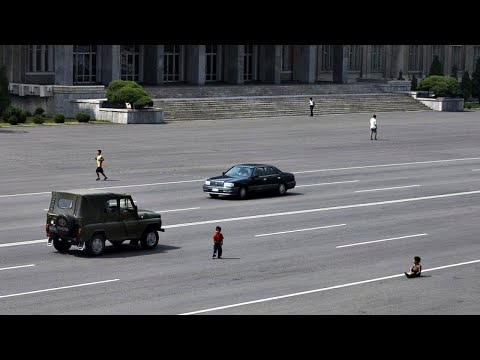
[46, 190, 165, 256]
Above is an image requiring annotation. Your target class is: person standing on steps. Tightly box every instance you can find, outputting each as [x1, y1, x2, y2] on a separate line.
[370, 114, 378, 140]
[309, 97, 315, 116]
[95, 149, 108, 181]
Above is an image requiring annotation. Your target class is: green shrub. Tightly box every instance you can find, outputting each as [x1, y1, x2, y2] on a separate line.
[33, 115, 45, 124]
[106, 80, 153, 109]
[418, 75, 462, 98]
[397, 70, 404, 80]
[76, 113, 90, 123]
[472, 57, 480, 102]
[2, 105, 27, 123]
[450, 65, 458, 79]
[34, 107, 45, 116]
[25, 111, 32, 117]
[7, 115, 17, 125]
[53, 114, 65, 123]
[466, 103, 472, 109]
[410, 74, 418, 91]
[429, 55, 443, 76]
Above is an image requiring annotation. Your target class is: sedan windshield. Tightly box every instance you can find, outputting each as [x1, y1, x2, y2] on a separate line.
[225, 166, 253, 177]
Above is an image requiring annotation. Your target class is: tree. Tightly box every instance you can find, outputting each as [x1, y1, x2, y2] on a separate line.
[106, 80, 153, 109]
[411, 74, 418, 91]
[418, 75, 462, 98]
[460, 71, 472, 101]
[472, 57, 480, 103]
[450, 65, 458, 79]
[0, 65, 11, 117]
[429, 55, 443, 76]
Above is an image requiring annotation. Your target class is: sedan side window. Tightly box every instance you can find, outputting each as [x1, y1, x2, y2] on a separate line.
[253, 167, 265, 177]
[265, 166, 279, 175]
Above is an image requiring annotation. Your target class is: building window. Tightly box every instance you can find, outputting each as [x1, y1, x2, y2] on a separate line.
[73, 45, 97, 84]
[348, 45, 362, 71]
[451, 46, 464, 71]
[244, 45, 254, 81]
[408, 45, 422, 71]
[164, 45, 183, 82]
[371, 45, 384, 72]
[121, 45, 141, 82]
[321, 45, 333, 71]
[27, 45, 53, 73]
[205, 45, 221, 82]
[474, 46, 480, 66]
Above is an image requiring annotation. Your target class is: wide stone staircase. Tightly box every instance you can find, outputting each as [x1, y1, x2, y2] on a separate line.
[144, 83, 430, 121]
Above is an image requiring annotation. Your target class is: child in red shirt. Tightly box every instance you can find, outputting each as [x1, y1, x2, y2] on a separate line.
[212, 226, 224, 259]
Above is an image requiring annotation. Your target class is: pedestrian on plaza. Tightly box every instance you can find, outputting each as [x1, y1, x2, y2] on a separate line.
[404, 256, 422, 278]
[309, 97, 315, 116]
[212, 225, 224, 259]
[95, 149, 108, 181]
[370, 114, 378, 140]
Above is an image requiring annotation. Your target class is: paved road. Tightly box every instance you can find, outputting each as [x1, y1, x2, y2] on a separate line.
[1, 110, 479, 314]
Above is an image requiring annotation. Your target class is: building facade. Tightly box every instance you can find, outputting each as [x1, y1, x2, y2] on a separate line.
[2, 45, 479, 87]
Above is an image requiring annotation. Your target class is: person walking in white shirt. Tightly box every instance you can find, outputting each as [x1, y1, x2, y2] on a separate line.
[309, 97, 315, 116]
[370, 114, 377, 140]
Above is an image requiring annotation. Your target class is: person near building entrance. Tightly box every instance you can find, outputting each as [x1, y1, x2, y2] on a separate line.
[95, 149, 108, 181]
[309, 97, 315, 116]
[370, 114, 378, 140]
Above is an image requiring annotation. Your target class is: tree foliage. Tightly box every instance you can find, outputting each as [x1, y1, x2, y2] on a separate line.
[429, 55, 443, 76]
[417, 75, 462, 98]
[0, 65, 11, 116]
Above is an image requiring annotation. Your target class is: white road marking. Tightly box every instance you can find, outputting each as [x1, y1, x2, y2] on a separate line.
[2, 157, 480, 200]
[355, 185, 420, 193]
[0, 179, 203, 199]
[0, 264, 35, 271]
[179, 259, 480, 315]
[336, 233, 428, 248]
[0, 191, 51, 198]
[0, 239, 47, 248]
[296, 180, 359, 188]
[255, 224, 346, 237]
[0, 279, 120, 300]
[472, 169, 480, 171]
[293, 157, 480, 174]
[154, 207, 200, 213]
[163, 189, 480, 229]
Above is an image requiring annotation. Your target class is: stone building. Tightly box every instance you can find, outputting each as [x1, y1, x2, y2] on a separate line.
[1, 45, 479, 115]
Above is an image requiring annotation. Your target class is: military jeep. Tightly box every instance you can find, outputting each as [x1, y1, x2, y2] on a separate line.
[46, 190, 164, 256]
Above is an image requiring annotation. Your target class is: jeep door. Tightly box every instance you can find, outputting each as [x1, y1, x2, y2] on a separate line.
[103, 198, 126, 241]
[119, 196, 141, 239]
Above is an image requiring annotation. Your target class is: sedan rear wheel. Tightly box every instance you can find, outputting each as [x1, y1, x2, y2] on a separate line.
[278, 183, 287, 196]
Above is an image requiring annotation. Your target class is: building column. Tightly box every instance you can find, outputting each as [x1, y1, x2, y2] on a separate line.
[100, 45, 121, 85]
[391, 45, 408, 79]
[186, 45, 205, 85]
[259, 45, 281, 84]
[54, 45, 73, 85]
[224, 45, 244, 85]
[143, 45, 163, 85]
[465, 45, 473, 74]
[332, 45, 348, 84]
[444, 45, 451, 76]
[293, 45, 316, 83]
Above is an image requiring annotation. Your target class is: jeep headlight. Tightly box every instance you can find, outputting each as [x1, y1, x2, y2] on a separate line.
[205, 180, 211, 185]
[224, 182, 234, 188]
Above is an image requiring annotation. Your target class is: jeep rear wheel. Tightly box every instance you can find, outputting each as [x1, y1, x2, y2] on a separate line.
[86, 234, 105, 256]
[53, 238, 71, 253]
[55, 214, 75, 237]
[140, 228, 159, 250]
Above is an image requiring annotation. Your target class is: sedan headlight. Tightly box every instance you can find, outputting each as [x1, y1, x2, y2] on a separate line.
[224, 182, 235, 188]
[204, 180, 211, 185]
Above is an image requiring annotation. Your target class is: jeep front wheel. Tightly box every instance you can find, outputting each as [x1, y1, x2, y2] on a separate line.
[86, 234, 105, 256]
[140, 228, 159, 250]
[53, 238, 71, 253]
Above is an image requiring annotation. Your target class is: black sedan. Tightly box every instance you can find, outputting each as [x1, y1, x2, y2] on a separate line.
[203, 164, 296, 199]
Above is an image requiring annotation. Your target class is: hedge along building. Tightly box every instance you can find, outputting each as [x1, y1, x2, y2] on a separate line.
[1, 45, 479, 116]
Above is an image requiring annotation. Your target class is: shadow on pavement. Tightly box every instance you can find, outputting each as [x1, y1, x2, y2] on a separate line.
[64, 243, 181, 258]
[0, 128, 29, 134]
